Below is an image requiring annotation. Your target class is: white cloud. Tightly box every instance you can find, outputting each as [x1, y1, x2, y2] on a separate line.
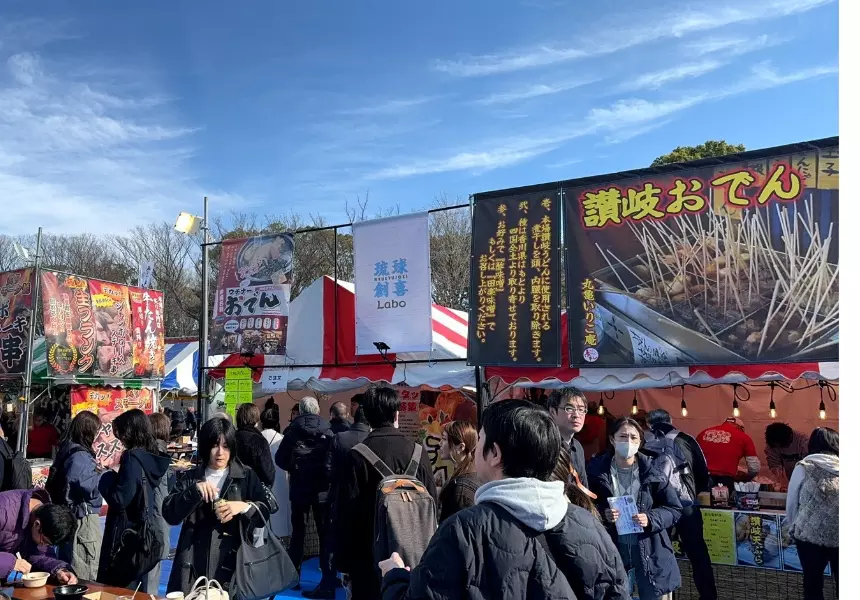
[686, 33, 789, 56]
[477, 78, 597, 105]
[621, 60, 724, 91]
[0, 40, 239, 235]
[432, 0, 833, 77]
[370, 62, 837, 178]
[339, 96, 436, 115]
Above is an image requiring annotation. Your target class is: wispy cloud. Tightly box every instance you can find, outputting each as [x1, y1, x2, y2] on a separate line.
[545, 157, 582, 169]
[339, 96, 436, 115]
[371, 61, 837, 178]
[621, 60, 724, 91]
[0, 31, 238, 235]
[686, 33, 789, 57]
[432, 0, 832, 77]
[477, 78, 597, 105]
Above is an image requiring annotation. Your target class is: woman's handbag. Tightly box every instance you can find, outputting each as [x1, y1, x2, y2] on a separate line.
[185, 576, 229, 600]
[229, 504, 298, 600]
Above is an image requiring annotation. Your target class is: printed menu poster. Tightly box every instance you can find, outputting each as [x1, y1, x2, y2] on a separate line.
[224, 367, 253, 417]
[735, 512, 782, 570]
[608, 496, 644, 536]
[701, 509, 738, 565]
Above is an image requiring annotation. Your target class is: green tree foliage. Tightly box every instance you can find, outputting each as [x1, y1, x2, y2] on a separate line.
[651, 140, 746, 167]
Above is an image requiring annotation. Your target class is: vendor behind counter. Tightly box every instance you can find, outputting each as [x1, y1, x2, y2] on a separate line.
[27, 410, 59, 460]
[696, 417, 761, 488]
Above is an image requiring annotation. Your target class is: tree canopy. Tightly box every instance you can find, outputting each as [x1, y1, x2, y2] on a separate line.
[651, 140, 746, 167]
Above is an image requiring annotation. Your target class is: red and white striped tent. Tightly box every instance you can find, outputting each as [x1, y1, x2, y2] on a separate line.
[485, 313, 838, 390]
[211, 276, 473, 393]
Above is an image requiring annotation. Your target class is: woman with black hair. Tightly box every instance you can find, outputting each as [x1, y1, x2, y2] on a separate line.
[163, 416, 274, 595]
[50, 410, 103, 581]
[588, 417, 682, 600]
[786, 426, 839, 600]
[235, 403, 276, 487]
[97, 409, 170, 588]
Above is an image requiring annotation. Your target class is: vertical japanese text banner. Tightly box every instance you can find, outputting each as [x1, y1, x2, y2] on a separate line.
[564, 141, 838, 368]
[129, 287, 166, 378]
[71, 385, 154, 469]
[353, 213, 433, 354]
[212, 233, 294, 355]
[41, 271, 97, 377]
[468, 191, 561, 366]
[0, 269, 33, 376]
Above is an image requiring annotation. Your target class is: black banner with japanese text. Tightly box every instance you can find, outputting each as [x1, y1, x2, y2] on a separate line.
[565, 138, 838, 367]
[468, 191, 561, 366]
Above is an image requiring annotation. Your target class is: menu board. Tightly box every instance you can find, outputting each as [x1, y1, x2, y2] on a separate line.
[702, 508, 738, 565]
[224, 367, 253, 417]
[468, 191, 561, 366]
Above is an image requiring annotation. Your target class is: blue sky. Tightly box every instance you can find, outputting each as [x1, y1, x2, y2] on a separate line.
[0, 0, 838, 235]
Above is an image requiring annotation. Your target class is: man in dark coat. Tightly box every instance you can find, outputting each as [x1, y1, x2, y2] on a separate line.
[646, 409, 716, 600]
[334, 386, 437, 600]
[547, 388, 590, 488]
[276, 397, 335, 597]
[379, 400, 628, 600]
[329, 402, 351, 435]
[235, 403, 276, 487]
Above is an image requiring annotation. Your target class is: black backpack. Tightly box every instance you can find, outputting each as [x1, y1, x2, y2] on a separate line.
[0, 438, 32, 491]
[103, 455, 165, 586]
[644, 430, 695, 503]
[45, 446, 88, 504]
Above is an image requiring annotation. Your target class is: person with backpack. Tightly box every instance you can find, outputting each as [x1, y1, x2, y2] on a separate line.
[47, 410, 104, 581]
[147, 412, 176, 595]
[0, 489, 78, 584]
[0, 424, 32, 491]
[588, 417, 682, 600]
[275, 397, 336, 597]
[334, 385, 437, 600]
[645, 409, 716, 600]
[97, 409, 171, 589]
[437, 420, 480, 522]
[379, 399, 628, 600]
[163, 417, 275, 596]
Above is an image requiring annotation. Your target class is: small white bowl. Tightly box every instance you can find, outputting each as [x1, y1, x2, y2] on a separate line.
[22, 572, 49, 588]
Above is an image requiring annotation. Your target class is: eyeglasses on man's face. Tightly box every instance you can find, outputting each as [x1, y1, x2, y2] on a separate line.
[562, 406, 587, 416]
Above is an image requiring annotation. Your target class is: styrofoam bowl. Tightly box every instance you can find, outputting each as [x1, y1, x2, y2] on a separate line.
[22, 572, 49, 588]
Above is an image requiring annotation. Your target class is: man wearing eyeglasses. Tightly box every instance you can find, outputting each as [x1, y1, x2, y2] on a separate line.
[547, 388, 589, 488]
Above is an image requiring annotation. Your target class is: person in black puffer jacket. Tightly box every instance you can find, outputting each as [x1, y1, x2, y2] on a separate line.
[380, 400, 629, 600]
[235, 403, 276, 487]
[588, 418, 682, 600]
[276, 396, 335, 592]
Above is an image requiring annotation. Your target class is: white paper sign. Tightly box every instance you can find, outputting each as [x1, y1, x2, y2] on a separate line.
[608, 495, 644, 536]
[138, 261, 155, 289]
[261, 369, 289, 393]
[353, 213, 433, 354]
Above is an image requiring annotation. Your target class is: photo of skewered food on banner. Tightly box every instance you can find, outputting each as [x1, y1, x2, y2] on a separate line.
[587, 198, 837, 364]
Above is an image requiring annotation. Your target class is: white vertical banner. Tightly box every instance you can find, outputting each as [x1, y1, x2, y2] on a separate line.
[138, 261, 155, 289]
[353, 213, 433, 354]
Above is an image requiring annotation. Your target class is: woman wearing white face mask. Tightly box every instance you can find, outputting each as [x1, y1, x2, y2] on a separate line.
[587, 417, 683, 600]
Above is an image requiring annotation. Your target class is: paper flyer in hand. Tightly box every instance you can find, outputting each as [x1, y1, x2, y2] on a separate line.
[608, 495, 644, 535]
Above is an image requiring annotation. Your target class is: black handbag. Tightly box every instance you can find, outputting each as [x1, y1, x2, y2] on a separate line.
[229, 504, 297, 600]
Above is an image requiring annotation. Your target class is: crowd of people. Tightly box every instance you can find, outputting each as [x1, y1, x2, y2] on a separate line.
[0, 386, 840, 600]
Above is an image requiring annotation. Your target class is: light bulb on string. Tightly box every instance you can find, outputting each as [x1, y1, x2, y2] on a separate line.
[681, 399, 688, 418]
[631, 396, 638, 416]
[732, 399, 740, 418]
[768, 383, 776, 419]
[819, 400, 826, 420]
[597, 395, 605, 416]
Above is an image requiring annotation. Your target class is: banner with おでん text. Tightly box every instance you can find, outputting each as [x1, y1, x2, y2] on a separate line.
[353, 213, 433, 354]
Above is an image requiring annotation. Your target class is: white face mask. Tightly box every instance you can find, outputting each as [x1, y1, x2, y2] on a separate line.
[614, 441, 639, 459]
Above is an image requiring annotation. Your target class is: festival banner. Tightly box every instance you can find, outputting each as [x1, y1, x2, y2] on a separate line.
[353, 213, 433, 355]
[212, 234, 294, 355]
[41, 271, 97, 376]
[564, 139, 838, 367]
[468, 191, 561, 366]
[129, 287, 166, 378]
[70, 385, 155, 469]
[88, 279, 134, 378]
[0, 269, 34, 375]
[415, 390, 477, 488]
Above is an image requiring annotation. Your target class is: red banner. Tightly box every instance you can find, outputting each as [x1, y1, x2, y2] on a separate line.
[129, 288, 165, 378]
[70, 386, 155, 468]
[0, 269, 34, 375]
[41, 272, 97, 375]
[88, 279, 134, 378]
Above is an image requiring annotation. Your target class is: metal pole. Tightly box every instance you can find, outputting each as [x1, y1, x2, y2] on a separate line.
[18, 227, 42, 453]
[197, 197, 210, 430]
[333, 226, 339, 366]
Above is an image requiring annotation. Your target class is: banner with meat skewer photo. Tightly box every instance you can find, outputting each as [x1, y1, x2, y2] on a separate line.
[563, 137, 838, 368]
